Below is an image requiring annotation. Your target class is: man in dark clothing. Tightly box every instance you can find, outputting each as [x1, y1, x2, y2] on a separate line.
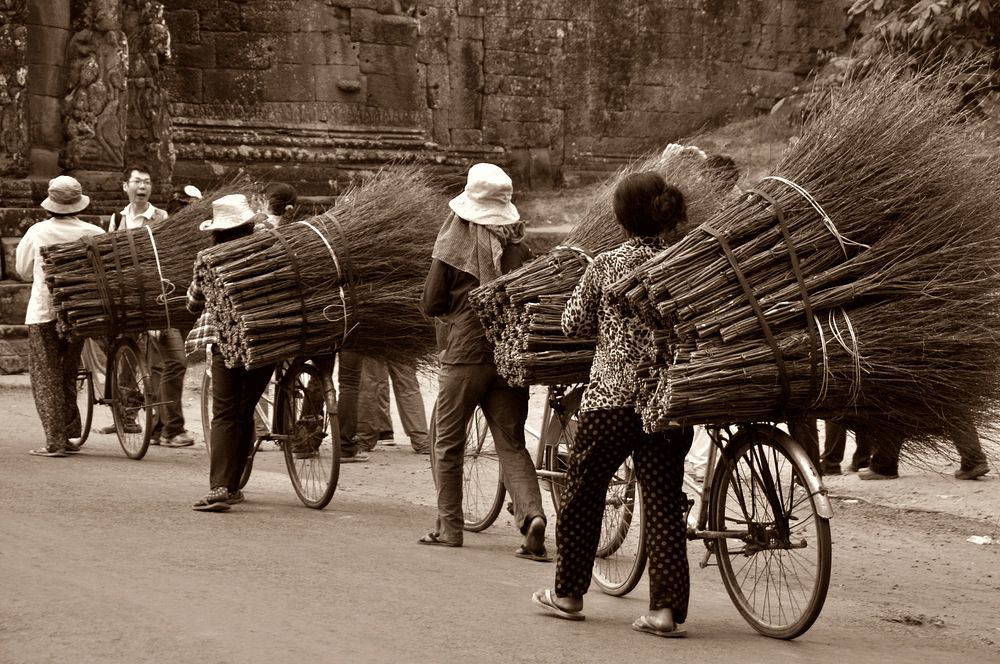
[418, 163, 549, 560]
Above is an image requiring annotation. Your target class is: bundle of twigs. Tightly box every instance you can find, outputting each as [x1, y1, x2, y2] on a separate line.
[610, 58, 1000, 448]
[197, 165, 444, 370]
[42, 182, 253, 338]
[470, 148, 737, 386]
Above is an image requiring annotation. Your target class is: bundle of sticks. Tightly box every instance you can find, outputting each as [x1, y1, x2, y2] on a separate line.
[42, 183, 253, 338]
[470, 147, 738, 386]
[197, 165, 445, 370]
[609, 58, 1000, 448]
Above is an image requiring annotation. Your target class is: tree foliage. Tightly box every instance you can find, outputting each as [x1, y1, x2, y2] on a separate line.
[848, 1, 999, 87]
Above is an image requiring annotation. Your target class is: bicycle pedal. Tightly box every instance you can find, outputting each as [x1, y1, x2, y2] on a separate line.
[698, 543, 716, 569]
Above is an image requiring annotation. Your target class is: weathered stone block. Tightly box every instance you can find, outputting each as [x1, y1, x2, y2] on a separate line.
[25, 25, 70, 67]
[0, 282, 29, 323]
[367, 72, 420, 109]
[166, 0, 218, 10]
[456, 1, 486, 17]
[425, 63, 450, 109]
[215, 32, 271, 70]
[358, 43, 416, 76]
[431, 107, 450, 144]
[325, 33, 360, 66]
[0, 332, 30, 374]
[456, 15, 482, 40]
[28, 95, 61, 148]
[27, 0, 69, 28]
[483, 17, 561, 54]
[174, 40, 216, 69]
[0, 208, 44, 239]
[164, 67, 204, 104]
[351, 8, 418, 46]
[484, 120, 551, 147]
[483, 94, 550, 123]
[201, 69, 265, 103]
[485, 74, 547, 97]
[529, 147, 554, 190]
[27, 63, 63, 97]
[484, 51, 548, 78]
[167, 10, 202, 43]
[450, 128, 483, 145]
[197, 2, 241, 31]
[297, 3, 351, 33]
[2, 238, 20, 280]
[315, 64, 366, 102]
[261, 64, 316, 102]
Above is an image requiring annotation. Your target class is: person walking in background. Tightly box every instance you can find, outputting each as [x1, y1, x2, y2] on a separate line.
[261, 182, 299, 228]
[532, 171, 693, 638]
[100, 164, 195, 447]
[419, 163, 548, 557]
[355, 357, 430, 454]
[166, 184, 202, 214]
[16, 176, 105, 457]
[186, 195, 275, 511]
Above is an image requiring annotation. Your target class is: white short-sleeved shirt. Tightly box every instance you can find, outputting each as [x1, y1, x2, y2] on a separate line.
[109, 202, 167, 232]
[15, 216, 105, 324]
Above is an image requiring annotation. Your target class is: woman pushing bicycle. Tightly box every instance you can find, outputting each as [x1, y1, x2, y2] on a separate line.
[532, 171, 694, 637]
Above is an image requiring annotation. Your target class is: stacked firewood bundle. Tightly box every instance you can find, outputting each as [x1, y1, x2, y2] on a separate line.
[469, 147, 737, 386]
[609, 59, 1000, 448]
[42, 183, 253, 338]
[197, 165, 445, 370]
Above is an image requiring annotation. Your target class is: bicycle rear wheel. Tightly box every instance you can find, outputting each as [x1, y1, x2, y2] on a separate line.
[276, 359, 339, 509]
[463, 406, 506, 531]
[591, 459, 647, 596]
[709, 425, 832, 639]
[110, 337, 152, 460]
[74, 369, 94, 446]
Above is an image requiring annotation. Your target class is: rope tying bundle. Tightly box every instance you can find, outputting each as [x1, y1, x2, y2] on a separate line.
[296, 217, 355, 345]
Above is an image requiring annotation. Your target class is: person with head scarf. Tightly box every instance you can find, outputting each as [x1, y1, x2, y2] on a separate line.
[419, 163, 549, 559]
[532, 171, 694, 637]
[17, 176, 105, 457]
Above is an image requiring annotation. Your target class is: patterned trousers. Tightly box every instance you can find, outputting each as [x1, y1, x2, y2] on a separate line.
[28, 321, 85, 448]
[555, 407, 693, 619]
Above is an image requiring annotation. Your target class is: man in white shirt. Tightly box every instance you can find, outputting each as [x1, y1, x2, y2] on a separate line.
[99, 164, 194, 447]
[16, 176, 105, 457]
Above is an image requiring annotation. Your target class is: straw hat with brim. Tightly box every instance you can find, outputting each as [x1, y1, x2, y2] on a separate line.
[448, 163, 520, 226]
[199, 194, 257, 231]
[41, 175, 90, 215]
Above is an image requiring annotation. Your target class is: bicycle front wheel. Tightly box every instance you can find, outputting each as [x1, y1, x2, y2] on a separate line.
[74, 369, 94, 446]
[276, 360, 339, 509]
[463, 406, 506, 532]
[709, 425, 832, 639]
[110, 337, 152, 460]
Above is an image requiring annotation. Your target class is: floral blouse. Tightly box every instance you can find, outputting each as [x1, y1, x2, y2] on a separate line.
[561, 236, 665, 412]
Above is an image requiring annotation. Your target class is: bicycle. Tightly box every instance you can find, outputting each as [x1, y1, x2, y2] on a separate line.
[463, 387, 833, 640]
[75, 331, 172, 460]
[200, 349, 340, 509]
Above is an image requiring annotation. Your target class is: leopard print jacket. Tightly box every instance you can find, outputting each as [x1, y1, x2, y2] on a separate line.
[561, 236, 665, 412]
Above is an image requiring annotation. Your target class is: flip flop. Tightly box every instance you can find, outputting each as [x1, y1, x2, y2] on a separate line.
[514, 545, 552, 562]
[192, 501, 230, 512]
[532, 588, 584, 621]
[417, 531, 461, 547]
[631, 615, 686, 638]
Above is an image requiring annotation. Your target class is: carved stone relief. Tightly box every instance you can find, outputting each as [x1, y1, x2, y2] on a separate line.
[123, 0, 173, 180]
[0, 0, 28, 177]
[62, 0, 128, 171]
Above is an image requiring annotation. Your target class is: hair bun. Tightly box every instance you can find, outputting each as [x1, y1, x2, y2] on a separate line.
[652, 188, 681, 218]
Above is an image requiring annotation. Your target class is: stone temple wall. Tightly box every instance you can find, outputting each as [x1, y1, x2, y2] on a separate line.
[164, 0, 848, 194]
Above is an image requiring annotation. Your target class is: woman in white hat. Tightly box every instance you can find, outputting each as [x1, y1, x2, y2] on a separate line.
[419, 163, 550, 557]
[17, 176, 105, 457]
[185, 194, 274, 511]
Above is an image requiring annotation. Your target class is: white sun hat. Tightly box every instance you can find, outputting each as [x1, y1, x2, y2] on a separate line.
[448, 163, 520, 226]
[41, 175, 91, 214]
[182, 184, 203, 200]
[199, 194, 257, 231]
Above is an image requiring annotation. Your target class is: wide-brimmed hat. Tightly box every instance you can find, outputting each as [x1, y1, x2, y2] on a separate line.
[448, 163, 520, 226]
[41, 175, 90, 214]
[181, 184, 203, 201]
[199, 194, 257, 231]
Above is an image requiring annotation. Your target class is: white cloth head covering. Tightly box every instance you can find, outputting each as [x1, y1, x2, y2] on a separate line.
[199, 194, 257, 231]
[448, 163, 520, 226]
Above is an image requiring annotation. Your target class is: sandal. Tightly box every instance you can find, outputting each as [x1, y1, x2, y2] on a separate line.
[417, 531, 461, 547]
[531, 588, 584, 621]
[192, 487, 231, 512]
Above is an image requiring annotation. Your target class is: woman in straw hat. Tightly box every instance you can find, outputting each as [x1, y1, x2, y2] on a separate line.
[16, 176, 105, 457]
[185, 194, 274, 511]
[419, 162, 550, 557]
[532, 171, 694, 637]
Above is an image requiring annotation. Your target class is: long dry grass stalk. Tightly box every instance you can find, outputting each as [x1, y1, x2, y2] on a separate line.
[42, 180, 255, 338]
[198, 165, 445, 370]
[470, 148, 738, 386]
[613, 57, 1000, 454]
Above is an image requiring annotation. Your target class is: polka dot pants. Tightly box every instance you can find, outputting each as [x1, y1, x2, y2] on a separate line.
[555, 407, 693, 621]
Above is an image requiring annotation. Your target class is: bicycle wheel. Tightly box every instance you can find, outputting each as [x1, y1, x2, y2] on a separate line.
[709, 424, 832, 639]
[591, 459, 647, 596]
[74, 369, 94, 446]
[276, 359, 339, 509]
[200, 366, 212, 455]
[110, 337, 153, 460]
[463, 405, 506, 532]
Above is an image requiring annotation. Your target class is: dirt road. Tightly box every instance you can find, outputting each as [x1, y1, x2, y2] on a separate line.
[1, 370, 998, 664]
